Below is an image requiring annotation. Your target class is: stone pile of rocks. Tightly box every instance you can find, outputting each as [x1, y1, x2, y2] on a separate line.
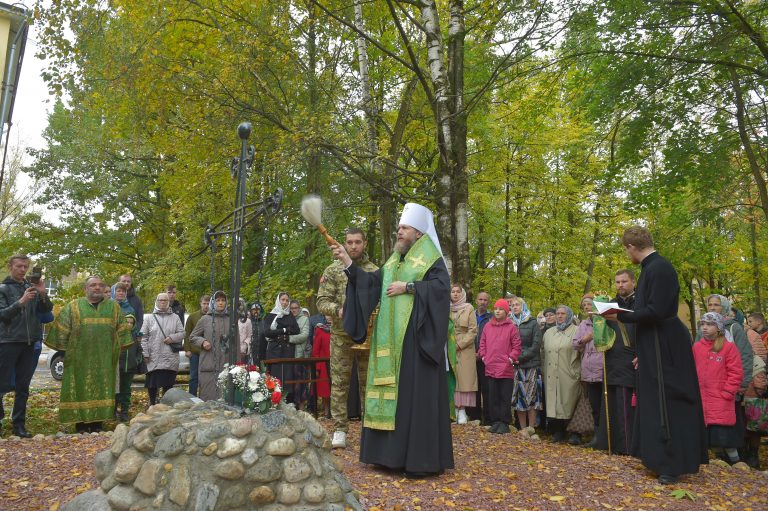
[63, 397, 362, 511]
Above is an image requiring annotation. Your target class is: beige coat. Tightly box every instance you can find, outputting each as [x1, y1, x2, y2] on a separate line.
[543, 324, 580, 419]
[452, 305, 478, 392]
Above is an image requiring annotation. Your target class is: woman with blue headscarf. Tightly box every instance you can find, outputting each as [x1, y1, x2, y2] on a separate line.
[190, 290, 231, 401]
[510, 296, 543, 431]
[542, 305, 581, 443]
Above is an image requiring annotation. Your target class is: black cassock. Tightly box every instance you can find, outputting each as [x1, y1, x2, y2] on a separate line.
[618, 252, 708, 476]
[595, 293, 636, 454]
[343, 258, 454, 474]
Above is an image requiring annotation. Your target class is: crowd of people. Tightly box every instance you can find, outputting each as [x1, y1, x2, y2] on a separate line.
[1, 215, 767, 485]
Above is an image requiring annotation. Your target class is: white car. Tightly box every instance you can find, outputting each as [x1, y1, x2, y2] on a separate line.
[47, 350, 190, 381]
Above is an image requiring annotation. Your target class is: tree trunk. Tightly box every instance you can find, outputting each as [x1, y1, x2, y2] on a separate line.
[382, 76, 419, 258]
[502, 162, 511, 295]
[750, 211, 763, 311]
[730, 68, 768, 221]
[305, 3, 322, 301]
[353, 0, 387, 262]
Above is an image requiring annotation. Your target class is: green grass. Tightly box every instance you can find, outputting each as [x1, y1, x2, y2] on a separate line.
[2, 384, 190, 437]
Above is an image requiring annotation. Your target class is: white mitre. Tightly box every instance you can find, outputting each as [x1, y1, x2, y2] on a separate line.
[398, 202, 444, 258]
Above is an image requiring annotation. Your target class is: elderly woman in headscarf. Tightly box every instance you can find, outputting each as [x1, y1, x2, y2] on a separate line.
[263, 292, 300, 399]
[190, 290, 230, 401]
[450, 284, 478, 424]
[706, 294, 754, 394]
[510, 296, 543, 431]
[542, 304, 581, 443]
[572, 293, 603, 442]
[140, 292, 185, 405]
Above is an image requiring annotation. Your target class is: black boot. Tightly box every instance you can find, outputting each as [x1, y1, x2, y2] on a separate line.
[745, 445, 760, 469]
[550, 431, 566, 443]
[567, 433, 582, 445]
[118, 403, 129, 423]
[12, 424, 32, 438]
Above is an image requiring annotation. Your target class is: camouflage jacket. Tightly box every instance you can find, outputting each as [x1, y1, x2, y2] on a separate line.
[316, 255, 378, 336]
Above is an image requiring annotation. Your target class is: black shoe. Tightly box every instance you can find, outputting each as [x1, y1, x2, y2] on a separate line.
[658, 474, 678, 485]
[496, 423, 511, 434]
[744, 447, 760, 469]
[582, 438, 598, 449]
[12, 425, 32, 438]
[567, 433, 581, 445]
[489, 422, 501, 433]
[550, 431, 566, 443]
[87, 422, 104, 433]
[403, 469, 444, 479]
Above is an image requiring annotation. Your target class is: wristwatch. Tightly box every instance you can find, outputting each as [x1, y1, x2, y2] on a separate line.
[406, 282, 415, 294]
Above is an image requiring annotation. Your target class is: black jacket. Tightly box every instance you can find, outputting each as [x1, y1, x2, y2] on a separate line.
[516, 316, 543, 369]
[0, 276, 54, 344]
[605, 293, 637, 388]
[127, 287, 144, 332]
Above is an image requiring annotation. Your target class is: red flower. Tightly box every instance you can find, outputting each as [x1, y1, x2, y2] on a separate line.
[266, 379, 276, 390]
[247, 365, 258, 372]
[271, 391, 282, 404]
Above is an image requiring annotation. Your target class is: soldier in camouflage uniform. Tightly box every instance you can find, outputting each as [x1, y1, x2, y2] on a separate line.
[316, 228, 378, 449]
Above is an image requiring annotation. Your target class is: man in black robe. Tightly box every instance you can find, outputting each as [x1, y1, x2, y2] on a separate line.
[331, 203, 454, 477]
[611, 227, 707, 484]
[594, 269, 637, 454]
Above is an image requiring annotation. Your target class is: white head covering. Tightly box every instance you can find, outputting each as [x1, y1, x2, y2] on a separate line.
[399, 202, 443, 257]
[270, 292, 291, 330]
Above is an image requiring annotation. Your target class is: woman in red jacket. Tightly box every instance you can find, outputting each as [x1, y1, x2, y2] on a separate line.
[477, 299, 522, 434]
[693, 312, 744, 464]
[311, 316, 332, 418]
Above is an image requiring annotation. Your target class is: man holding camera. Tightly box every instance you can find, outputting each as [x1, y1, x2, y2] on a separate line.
[0, 254, 53, 437]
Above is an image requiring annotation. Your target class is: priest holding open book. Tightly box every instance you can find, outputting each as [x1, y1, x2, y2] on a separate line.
[592, 269, 638, 455]
[602, 227, 707, 485]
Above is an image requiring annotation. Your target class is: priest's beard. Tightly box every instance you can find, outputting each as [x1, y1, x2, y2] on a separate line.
[394, 238, 414, 255]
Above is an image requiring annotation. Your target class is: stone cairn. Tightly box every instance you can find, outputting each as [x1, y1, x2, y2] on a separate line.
[63, 392, 362, 511]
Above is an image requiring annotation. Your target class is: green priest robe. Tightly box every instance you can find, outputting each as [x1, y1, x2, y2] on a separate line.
[45, 298, 133, 424]
[343, 235, 454, 474]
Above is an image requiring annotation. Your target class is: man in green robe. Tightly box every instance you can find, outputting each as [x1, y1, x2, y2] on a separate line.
[46, 276, 133, 432]
[332, 202, 454, 477]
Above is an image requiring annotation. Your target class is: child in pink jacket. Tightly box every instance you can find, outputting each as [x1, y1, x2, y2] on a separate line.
[693, 312, 744, 464]
[477, 299, 522, 434]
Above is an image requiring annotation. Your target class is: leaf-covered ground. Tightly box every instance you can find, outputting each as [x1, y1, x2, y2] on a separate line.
[1, 390, 767, 510]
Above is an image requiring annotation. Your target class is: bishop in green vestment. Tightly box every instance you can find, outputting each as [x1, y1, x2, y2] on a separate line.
[333, 203, 454, 477]
[46, 276, 133, 427]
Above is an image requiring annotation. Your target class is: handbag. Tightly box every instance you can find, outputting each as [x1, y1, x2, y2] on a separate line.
[566, 385, 595, 435]
[153, 313, 183, 352]
[744, 396, 768, 433]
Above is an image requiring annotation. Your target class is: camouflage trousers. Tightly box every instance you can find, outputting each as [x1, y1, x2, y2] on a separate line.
[330, 332, 369, 433]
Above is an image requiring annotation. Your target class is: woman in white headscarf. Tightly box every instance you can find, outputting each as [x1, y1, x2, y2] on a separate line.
[140, 292, 185, 405]
[450, 284, 478, 424]
[263, 292, 300, 399]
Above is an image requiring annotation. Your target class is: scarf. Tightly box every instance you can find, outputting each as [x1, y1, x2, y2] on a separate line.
[152, 293, 172, 314]
[450, 287, 472, 313]
[556, 305, 574, 331]
[707, 294, 731, 317]
[208, 290, 229, 316]
[269, 293, 291, 330]
[510, 299, 531, 326]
